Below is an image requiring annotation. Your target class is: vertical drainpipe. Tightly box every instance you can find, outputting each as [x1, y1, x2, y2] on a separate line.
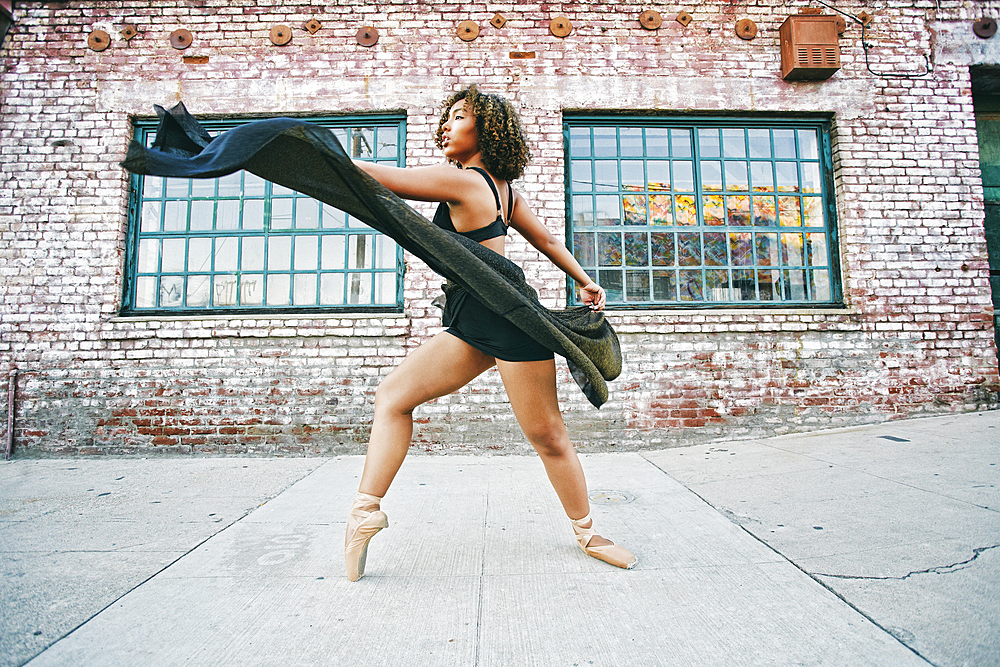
[5, 369, 15, 460]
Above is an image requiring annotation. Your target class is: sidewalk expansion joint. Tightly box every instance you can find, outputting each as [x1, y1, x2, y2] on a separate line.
[810, 544, 999, 581]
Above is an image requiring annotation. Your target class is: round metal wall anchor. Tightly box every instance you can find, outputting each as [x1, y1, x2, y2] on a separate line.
[736, 19, 757, 40]
[87, 29, 110, 51]
[120, 24, 138, 41]
[356, 26, 378, 47]
[269, 25, 292, 46]
[974, 18, 998, 39]
[490, 13, 507, 30]
[676, 11, 693, 27]
[170, 29, 193, 50]
[305, 19, 322, 35]
[639, 10, 662, 30]
[457, 20, 479, 41]
[836, 16, 847, 34]
[550, 16, 573, 37]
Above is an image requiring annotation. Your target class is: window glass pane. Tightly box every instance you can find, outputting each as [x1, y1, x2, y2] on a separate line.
[375, 272, 395, 304]
[163, 201, 187, 232]
[571, 160, 592, 191]
[161, 239, 185, 272]
[349, 235, 373, 269]
[806, 232, 828, 267]
[798, 129, 819, 160]
[671, 129, 692, 158]
[779, 196, 801, 226]
[294, 274, 317, 305]
[347, 273, 372, 304]
[730, 232, 752, 266]
[782, 233, 804, 266]
[322, 235, 346, 270]
[698, 128, 721, 157]
[646, 128, 669, 157]
[621, 160, 644, 189]
[271, 199, 293, 229]
[652, 270, 676, 300]
[596, 195, 620, 226]
[625, 270, 649, 301]
[748, 129, 771, 158]
[727, 195, 750, 226]
[620, 127, 643, 156]
[244, 173, 266, 197]
[135, 276, 157, 308]
[142, 176, 163, 199]
[217, 200, 240, 230]
[678, 269, 703, 301]
[217, 173, 241, 197]
[160, 276, 183, 307]
[598, 232, 622, 266]
[703, 195, 725, 226]
[186, 275, 210, 307]
[268, 236, 291, 271]
[243, 200, 265, 230]
[758, 269, 779, 301]
[322, 202, 346, 228]
[704, 232, 727, 266]
[214, 274, 239, 307]
[722, 129, 746, 158]
[775, 162, 799, 192]
[296, 199, 319, 228]
[599, 269, 623, 301]
[165, 178, 188, 197]
[701, 161, 723, 191]
[190, 201, 213, 231]
[320, 274, 345, 305]
[706, 269, 731, 301]
[674, 195, 697, 226]
[594, 127, 617, 157]
[266, 274, 290, 306]
[187, 238, 212, 272]
[241, 274, 263, 305]
[725, 161, 749, 192]
[783, 269, 807, 300]
[294, 236, 318, 271]
[773, 130, 796, 158]
[569, 127, 591, 157]
[673, 162, 694, 191]
[191, 179, 214, 198]
[753, 195, 777, 226]
[574, 232, 595, 266]
[595, 161, 618, 191]
[623, 195, 647, 225]
[650, 195, 672, 226]
[650, 232, 675, 266]
[677, 232, 701, 266]
[802, 196, 824, 227]
[375, 236, 397, 269]
[810, 269, 831, 300]
[137, 239, 159, 273]
[756, 232, 780, 266]
[215, 237, 238, 272]
[242, 237, 265, 271]
[376, 127, 398, 159]
[140, 202, 161, 232]
[800, 162, 821, 194]
[624, 232, 648, 266]
[573, 195, 594, 225]
[751, 162, 774, 192]
[647, 161, 670, 191]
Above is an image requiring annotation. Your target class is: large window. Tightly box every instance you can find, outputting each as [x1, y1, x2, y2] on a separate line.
[565, 118, 840, 307]
[122, 115, 405, 315]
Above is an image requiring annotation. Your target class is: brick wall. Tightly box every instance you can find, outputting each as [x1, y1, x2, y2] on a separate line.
[1, 0, 997, 456]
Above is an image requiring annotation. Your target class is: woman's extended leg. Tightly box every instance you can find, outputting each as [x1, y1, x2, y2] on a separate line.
[347, 332, 494, 581]
[358, 332, 495, 497]
[496, 358, 636, 569]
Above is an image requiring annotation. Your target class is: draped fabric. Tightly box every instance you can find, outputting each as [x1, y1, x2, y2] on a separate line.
[120, 103, 621, 407]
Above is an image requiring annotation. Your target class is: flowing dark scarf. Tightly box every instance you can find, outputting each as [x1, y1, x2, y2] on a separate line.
[120, 103, 621, 407]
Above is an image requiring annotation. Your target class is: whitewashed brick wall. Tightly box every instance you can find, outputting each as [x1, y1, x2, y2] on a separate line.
[0, 0, 997, 455]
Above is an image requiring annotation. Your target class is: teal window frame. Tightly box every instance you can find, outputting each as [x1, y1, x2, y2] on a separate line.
[564, 116, 842, 308]
[121, 114, 406, 316]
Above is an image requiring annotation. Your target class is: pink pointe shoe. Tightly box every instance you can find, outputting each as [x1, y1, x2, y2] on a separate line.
[570, 514, 637, 569]
[345, 492, 388, 581]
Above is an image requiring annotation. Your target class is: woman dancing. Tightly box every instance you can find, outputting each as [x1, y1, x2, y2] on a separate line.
[345, 85, 636, 581]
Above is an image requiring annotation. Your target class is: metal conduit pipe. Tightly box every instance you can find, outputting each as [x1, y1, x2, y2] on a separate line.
[5, 369, 16, 460]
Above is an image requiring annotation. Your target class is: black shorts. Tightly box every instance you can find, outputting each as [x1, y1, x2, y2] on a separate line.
[443, 288, 554, 362]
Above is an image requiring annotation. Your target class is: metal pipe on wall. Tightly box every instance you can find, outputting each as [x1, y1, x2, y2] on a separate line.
[5, 369, 16, 460]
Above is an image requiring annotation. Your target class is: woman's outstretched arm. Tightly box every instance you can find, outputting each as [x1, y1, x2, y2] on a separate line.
[507, 191, 606, 311]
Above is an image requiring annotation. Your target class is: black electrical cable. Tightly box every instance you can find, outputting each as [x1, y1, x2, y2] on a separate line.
[813, 0, 933, 78]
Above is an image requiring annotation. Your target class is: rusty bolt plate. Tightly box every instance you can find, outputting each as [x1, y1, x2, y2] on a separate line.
[356, 26, 378, 47]
[270, 25, 292, 46]
[170, 29, 193, 50]
[736, 18, 757, 40]
[550, 16, 573, 38]
[87, 29, 110, 51]
[120, 24, 138, 41]
[457, 20, 480, 41]
[836, 16, 847, 34]
[676, 11, 693, 27]
[306, 19, 322, 35]
[490, 13, 507, 30]
[858, 10, 873, 25]
[639, 10, 662, 30]
[974, 18, 998, 39]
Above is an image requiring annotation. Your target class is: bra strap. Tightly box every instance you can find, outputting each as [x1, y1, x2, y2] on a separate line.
[467, 166, 505, 221]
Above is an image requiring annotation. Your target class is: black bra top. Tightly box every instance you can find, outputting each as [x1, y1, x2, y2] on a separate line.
[432, 167, 513, 243]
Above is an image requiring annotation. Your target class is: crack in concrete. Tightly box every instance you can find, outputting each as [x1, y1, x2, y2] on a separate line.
[811, 544, 999, 581]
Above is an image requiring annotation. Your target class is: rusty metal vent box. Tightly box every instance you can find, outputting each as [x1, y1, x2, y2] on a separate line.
[779, 15, 841, 81]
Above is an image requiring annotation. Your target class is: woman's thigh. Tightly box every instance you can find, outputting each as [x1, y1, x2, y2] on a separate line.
[377, 332, 497, 412]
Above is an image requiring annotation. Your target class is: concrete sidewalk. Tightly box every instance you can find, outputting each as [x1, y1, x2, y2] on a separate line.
[1, 411, 997, 667]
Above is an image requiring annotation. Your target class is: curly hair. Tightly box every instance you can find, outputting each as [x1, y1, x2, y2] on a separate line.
[434, 85, 531, 182]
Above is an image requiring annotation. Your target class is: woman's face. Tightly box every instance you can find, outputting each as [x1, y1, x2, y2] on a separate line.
[441, 100, 479, 165]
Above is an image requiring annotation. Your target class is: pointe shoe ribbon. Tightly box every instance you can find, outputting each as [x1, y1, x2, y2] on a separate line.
[345, 493, 388, 582]
[570, 514, 637, 570]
